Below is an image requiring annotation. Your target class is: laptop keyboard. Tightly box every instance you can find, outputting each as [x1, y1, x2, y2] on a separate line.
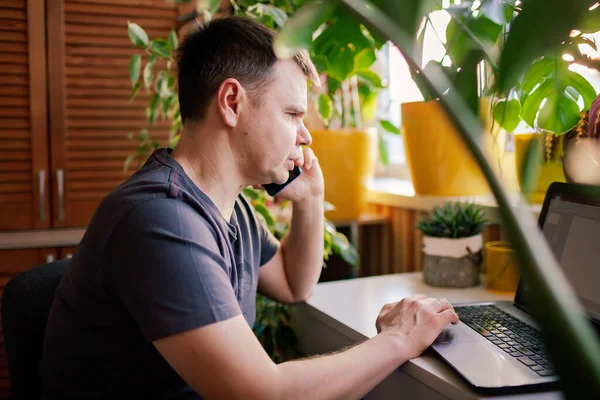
[455, 305, 557, 377]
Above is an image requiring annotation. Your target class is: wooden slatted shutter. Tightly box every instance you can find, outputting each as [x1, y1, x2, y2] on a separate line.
[0, 0, 50, 230]
[47, 0, 176, 227]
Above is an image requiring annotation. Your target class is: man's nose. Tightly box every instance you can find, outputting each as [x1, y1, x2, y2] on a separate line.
[297, 121, 312, 146]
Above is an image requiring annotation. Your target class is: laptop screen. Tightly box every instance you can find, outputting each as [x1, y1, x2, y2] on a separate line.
[515, 188, 600, 322]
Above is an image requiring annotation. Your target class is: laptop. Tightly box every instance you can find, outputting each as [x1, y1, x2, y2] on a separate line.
[431, 182, 600, 392]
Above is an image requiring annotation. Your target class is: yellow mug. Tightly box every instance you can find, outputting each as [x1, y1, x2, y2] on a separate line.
[485, 241, 520, 292]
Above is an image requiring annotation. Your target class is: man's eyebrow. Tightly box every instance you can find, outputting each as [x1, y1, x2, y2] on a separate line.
[285, 106, 307, 115]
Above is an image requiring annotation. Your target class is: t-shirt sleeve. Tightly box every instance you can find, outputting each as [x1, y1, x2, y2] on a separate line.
[106, 198, 241, 342]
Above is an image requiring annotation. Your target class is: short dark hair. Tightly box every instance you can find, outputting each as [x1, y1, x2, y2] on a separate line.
[177, 16, 318, 124]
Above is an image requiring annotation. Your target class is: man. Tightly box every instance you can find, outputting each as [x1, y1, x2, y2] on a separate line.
[40, 16, 458, 399]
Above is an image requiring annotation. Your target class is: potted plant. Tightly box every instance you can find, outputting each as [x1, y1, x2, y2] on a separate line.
[397, 1, 512, 197]
[276, 0, 600, 395]
[124, 5, 359, 364]
[561, 93, 600, 185]
[490, 23, 599, 202]
[417, 202, 487, 288]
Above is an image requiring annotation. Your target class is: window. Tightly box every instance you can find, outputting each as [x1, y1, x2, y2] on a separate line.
[375, 10, 450, 179]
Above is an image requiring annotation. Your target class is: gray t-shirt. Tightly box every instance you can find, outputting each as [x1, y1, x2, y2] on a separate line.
[40, 148, 279, 399]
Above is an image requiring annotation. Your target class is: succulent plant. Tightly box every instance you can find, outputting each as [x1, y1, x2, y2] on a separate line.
[417, 202, 487, 239]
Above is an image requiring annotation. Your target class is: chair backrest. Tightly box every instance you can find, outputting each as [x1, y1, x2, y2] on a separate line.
[1, 258, 69, 400]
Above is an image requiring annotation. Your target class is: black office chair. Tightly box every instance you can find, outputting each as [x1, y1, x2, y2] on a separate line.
[1, 258, 69, 400]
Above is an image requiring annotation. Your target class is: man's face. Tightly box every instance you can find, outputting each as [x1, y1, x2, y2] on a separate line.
[235, 60, 312, 185]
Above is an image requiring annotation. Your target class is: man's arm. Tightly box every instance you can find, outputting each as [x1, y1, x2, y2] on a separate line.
[154, 295, 459, 400]
[258, 197, 324, 303]
[258, 146, 325, 304]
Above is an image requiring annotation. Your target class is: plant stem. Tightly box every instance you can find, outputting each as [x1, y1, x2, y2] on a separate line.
[341, 79, 352, 128]
[350, 76, 362, 130]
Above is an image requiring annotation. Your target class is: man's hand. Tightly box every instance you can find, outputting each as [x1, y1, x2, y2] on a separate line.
[376, 294, 460, 360]
[277, 147, 324, 203]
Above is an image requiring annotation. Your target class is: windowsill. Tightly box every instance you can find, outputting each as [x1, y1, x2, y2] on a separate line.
[367, 178, 543, 223]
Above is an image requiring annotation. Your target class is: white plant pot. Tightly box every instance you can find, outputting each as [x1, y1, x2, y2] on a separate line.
[422, 234, 483, 288]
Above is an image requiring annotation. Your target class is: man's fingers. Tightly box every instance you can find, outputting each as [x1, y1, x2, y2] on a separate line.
[301, 147, 315, 170]
[432, 298, 455, 314]
[436, 308, 460, 326]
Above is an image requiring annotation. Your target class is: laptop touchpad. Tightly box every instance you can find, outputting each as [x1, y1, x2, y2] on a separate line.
[434, 322, 481, 345]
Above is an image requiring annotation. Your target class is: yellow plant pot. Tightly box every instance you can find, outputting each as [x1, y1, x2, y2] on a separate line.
[401, 100, 490, 196]
[514, 133, 566, 204]
[485, 241, 520, 293]
[309, 128, 377, 221]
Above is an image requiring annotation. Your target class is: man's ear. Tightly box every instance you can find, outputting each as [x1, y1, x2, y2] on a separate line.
[217, 78, 245, 128]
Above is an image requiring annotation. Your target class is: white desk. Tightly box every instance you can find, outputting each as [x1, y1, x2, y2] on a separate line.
[290, 272, 563, 399]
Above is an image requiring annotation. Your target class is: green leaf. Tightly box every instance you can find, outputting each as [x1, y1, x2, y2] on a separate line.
[371, 0, 433, 39]
[422, 60, 456, 100]
[147, 94, 160, 124]
[139, 128, 148, 141]
[149, 39, 172, 58]
[503, 3, 516, 23]
[242, 187, 261, 200]
[522, 79, 552, 127]
[129, 81, 141, 101]
[156, 72, 174, 98]
[451, 49, 482, 115]
[317, 94, 333, 126]
[578, 6, 600, 33]
[493, 99, 522, 133]
[445, 16, 502, 67]
[332, 232, 359, 266]
[359, 83, 377, 122]
[274, 1, 337, 59]
[209, 0, 220, 13]
[168, 29, 178, 52]
[538, 92, 581, 134]
[520, 57, 593, 133]
[519, 135, 541, 196]
[311, 12, 375, 82]
[327, 76, 342, 95]
[123, 153, 136, 172]
[143, 55, 157, 90]
[129, 54, 141, 86]
[354, 48, 376, 70]
[497, 0, 590, 93]
[127, 22, 149, 48]
[311, 54, 329, 73]
[254, 204, 275, 228]
[480, 0, 509, 25]
[356, 69, 383, 88]
[379, 119, 400, 135]
[263, 4, 288, 27]
[378, 135, 389, 165]
[563, 69, 597, 109]
[521, 57, 554, 95]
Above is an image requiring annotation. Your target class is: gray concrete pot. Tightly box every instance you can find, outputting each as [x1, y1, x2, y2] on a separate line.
[422, 234, 483, 288]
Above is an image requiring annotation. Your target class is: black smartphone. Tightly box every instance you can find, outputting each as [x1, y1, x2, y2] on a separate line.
[262, 166, 302, 197]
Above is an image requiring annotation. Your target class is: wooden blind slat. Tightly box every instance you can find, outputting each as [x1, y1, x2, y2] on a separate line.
[68, 0, 174, 9]
[64, 12, 173, 29]
[0, 9, 26, 20]
[0, 0, 26, 10]
[0, 42, 27, 53]
[65, 2, 173, 18]
[0, 63, 28, 75]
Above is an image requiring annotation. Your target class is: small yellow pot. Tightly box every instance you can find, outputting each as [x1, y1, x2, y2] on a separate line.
[309, 128, 377, 221]
[401, 100, 490, 196]
[513, 133, 566, 204]
[485, 241, 520, 293]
